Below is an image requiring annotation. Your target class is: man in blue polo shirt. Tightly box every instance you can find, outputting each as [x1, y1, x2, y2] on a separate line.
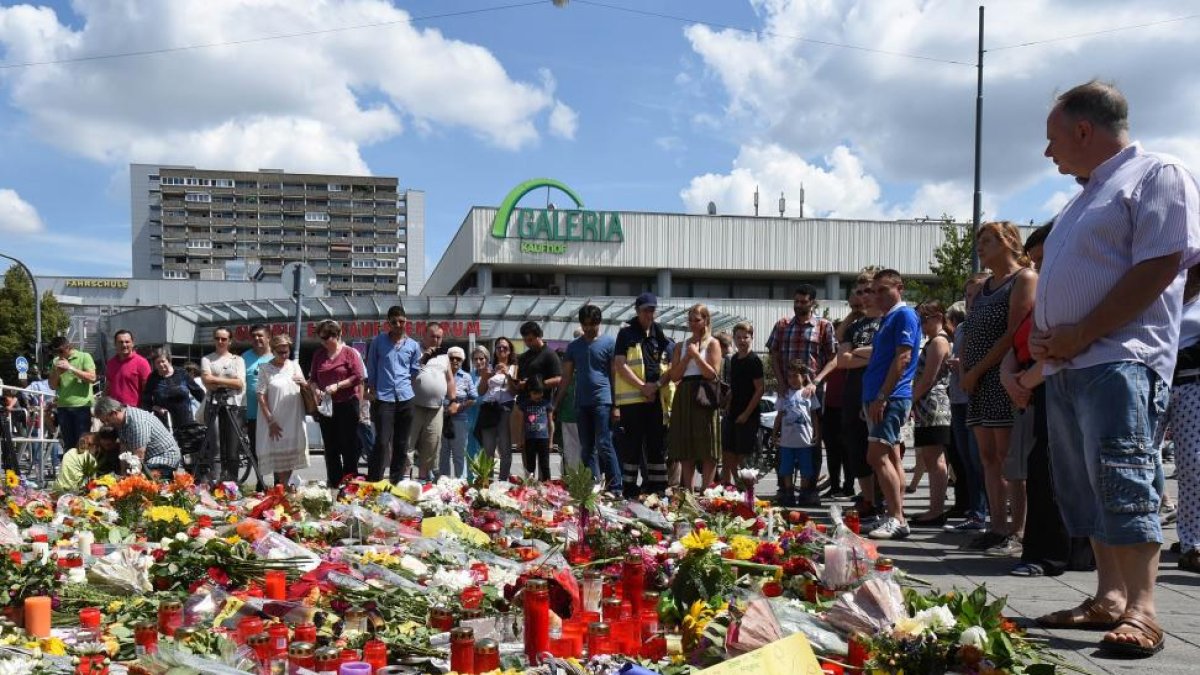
[861, 269, 921, 540]
[365, 305, 423, 482]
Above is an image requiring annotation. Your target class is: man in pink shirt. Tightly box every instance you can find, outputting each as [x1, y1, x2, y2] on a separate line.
[105, 329, 151, 408]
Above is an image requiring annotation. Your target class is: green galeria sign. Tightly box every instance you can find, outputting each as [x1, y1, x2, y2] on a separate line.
[490, 178, 624, 254]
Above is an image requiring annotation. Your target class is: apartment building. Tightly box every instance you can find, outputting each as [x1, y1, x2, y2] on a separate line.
[130, 164, 424, 295]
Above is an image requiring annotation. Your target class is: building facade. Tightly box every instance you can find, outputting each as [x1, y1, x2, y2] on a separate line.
[130, 164, 424, 294]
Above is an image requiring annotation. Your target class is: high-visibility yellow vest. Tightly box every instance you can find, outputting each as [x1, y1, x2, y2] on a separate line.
[614, 343, 672, 407]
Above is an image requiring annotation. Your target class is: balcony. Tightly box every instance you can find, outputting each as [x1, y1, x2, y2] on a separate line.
[351, 266, 375, 276]
[210, 232, 236, 242]
[163, 244, 188, 256]
[374, 283, 398, 294]
[282, 235, 304, 244]
[162, 199, 185, 209]
[282, 186, 306, 197]
[375, 206, 398, 217]
[282, 249, 306, 260]
[351, 222, 375, 233]
[328, 280, 353, 292]
[211, 248, 236, 258]
[374, 191, 397, 202]
[304, 234, 328, 245]
[352, 282, 374, 292]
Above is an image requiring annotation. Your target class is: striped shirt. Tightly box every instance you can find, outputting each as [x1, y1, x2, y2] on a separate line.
[119, 405, 181, 470]
[1035, 143, 1200, 382]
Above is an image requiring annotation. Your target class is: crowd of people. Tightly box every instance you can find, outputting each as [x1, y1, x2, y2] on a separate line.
[0, 79, 1195, 659]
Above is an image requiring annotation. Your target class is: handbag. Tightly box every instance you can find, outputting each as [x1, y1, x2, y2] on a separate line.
[694, 379, 731, 411]
[300, 386, 318, 416]
[475, 401, 503, 431]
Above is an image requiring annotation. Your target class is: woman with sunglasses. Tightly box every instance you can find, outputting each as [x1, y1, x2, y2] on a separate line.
[439, 347, 477, 478]
[256, 334, 309, 486]
[310, 319, 366, 487]
[476, 337, 518, 480]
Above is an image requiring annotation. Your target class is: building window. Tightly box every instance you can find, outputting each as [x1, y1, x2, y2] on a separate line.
[148, 174, 160, 182]
[184, 177, 213, 187]
[377, 259, 395, 269]
[397, 227, 407, 236]
[185, 192, 212, 203]
[352, 259, 376, 268]
[609, 277, 654, 297]
[566, 275, 606, 296]
[397, 256, 406, 264]
[213, 179, 235, 188]
[186, 240, 212, 249]
[163, 270, 188, 280]
[161, 177, 186, 185]
[328, 184, 346, 192]
[305, 212, 330, 222]
[375, 245, 396, 254]
[398, 284, 407, 294]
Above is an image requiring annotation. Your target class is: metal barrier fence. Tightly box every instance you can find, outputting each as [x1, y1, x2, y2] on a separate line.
[0, 381, 59, 486]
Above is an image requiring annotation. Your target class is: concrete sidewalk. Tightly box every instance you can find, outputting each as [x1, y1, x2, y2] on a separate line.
[298, 451, 1197, 673]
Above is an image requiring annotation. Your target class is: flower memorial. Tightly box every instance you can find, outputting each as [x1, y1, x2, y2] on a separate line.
[0, 465, 1078, 675]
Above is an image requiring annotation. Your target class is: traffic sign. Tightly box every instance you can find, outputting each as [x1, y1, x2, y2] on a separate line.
[281, 262, 317, 297]
[15, 356, 29, 373]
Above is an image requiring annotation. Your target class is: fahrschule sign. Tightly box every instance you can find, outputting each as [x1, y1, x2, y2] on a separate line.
[490, 178, 624, 255]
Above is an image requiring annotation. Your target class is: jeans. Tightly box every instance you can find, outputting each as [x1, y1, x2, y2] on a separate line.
[370, 399, 414, 483]
[1046, 362, 1167, 546]
[864, 399, 911, 446]
[408, 405, 443, 482]
[577, 405, 622, 492]
[951, 403, 987, 521]
[57, 406, 92, 455]
[439, 416, 469, 479]
[479, 405, 513, 480]
[318, 399, 361, 486]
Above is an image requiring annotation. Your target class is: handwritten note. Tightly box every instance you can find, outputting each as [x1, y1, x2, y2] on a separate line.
[697, 632, 824, 675]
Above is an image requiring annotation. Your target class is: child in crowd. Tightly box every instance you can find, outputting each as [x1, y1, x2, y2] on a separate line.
[772, 361, 822, 507]
[518, 375, 553, 481]
[55, 432, 100, 492]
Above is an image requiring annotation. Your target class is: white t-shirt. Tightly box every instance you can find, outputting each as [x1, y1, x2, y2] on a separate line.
[201, 351, 247, 407]
[779, 388, 821, 448]
[412, 354, 450, 408]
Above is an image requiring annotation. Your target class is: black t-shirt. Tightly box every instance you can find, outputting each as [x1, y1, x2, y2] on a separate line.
[614, 322, 671, 383]
[841, 315, 882, 409]
[728, 352, 764, 421]
[517, 345, 562, 394]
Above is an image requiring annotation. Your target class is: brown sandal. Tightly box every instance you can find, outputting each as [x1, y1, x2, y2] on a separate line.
[1035, 597, 1120, 630]
[1099, 609, 1165, 657]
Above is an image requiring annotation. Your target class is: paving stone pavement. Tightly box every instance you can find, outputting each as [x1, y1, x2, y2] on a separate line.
[300, 450, 1196, 673]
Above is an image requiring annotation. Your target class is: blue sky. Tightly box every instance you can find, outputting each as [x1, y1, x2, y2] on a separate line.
[2, 1, 1199, 280]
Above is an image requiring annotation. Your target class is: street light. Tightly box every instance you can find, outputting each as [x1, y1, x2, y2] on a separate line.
[0, 251, 41, 372]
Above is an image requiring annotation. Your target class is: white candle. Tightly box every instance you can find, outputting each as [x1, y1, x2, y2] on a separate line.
[77, 530, 95, 558]
[31, 541, 49, 564]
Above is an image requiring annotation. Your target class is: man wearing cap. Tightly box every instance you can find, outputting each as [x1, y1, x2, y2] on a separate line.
[439, 346, 477, 479]
[613, 292, 674, 496]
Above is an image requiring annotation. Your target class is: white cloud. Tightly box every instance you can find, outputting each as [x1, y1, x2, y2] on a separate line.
[679, 142, 995, 221]
[0, 0, 575, 173]
[0, 188, 44, 233]
[1041, 189, 1076, 217]
[548, 101, 578, 140]
[681, 0, 1200, 217]
[655, 136, 685, 152]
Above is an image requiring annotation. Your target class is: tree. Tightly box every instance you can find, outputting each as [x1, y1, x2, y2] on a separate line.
[907, 222, 975, 308]
[0, 266, 71, 384]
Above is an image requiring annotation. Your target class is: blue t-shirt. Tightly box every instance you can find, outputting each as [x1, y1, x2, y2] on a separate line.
[519, 398, 553, 440]
[366, 333, 422, 403]
[564, 334, 615, 408]
[862, 303, 922, 402]
[446, 369, 478, 420]
[241, 348, 274, 420]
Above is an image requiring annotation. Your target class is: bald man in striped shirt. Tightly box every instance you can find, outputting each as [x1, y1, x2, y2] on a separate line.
[1031, 79, 1200, 658]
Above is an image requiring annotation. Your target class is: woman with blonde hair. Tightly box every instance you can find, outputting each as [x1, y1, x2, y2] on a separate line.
[667, 304, 724, 490]
[959, 221, 1037, 556]
[256, 334, 309, 486]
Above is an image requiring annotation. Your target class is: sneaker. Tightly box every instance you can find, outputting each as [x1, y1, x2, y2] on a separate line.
[945, 517, 986, 533]
[797, 489, 822, 507]
[961, 531, 1006, 551]
[984, 535, 1023, 558]
[867, 517, 910, 540]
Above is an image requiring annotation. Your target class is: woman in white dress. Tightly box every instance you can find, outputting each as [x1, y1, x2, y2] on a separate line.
[256, 334, 309, 486]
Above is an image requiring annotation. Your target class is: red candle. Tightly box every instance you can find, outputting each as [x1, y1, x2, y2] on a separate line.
[450, 627, 475, 674]
[587, 622, 611, 656]
[848, 633, 870, 668]
[238, 616, 264, 644]
[134, 622, 158, 656]
[821, 661, 846, 675]
[641, 629, 667, 660]
[363, 639, 388, 672]
[268, 623, 289, 656]
[622, 554, 645, 619]
[460, 585, 484, 610]
[294, 622, 317, 644]
[601, 597, 623, 623]
[79, 607, 102, 630]
[156, 600, 183, 637]
[523, 579, 551, 664]
[470, 562, 489, 582]
[339, 648, 360, 664]
[265, 570, 287, 600]
[474, 639, 500, 672]
[247, 634, 272, 663]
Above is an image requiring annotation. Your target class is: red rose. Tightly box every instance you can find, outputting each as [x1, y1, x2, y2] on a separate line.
[152, 549, 167, 561]
[198, 515, 213, 528]
[762, 581, 783, 597]
[207, 566, 231, 586]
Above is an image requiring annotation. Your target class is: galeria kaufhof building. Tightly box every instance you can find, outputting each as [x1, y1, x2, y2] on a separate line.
[41, 179, 1024, 361]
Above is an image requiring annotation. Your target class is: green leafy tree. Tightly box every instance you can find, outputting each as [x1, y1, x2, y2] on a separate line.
[0, 266, 71, 384]
[908, 221, 975, 307]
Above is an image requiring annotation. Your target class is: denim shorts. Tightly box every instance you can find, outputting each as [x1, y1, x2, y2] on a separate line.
[1045, 361, 1167, 546]
[778, 446, 819, 481]
[863, 399, 912, 446]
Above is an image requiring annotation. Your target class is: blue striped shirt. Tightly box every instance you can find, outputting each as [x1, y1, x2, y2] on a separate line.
[1035, 143, 1200, 382]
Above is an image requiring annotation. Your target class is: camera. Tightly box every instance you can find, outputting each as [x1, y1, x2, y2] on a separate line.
[209, 388, 237, 407]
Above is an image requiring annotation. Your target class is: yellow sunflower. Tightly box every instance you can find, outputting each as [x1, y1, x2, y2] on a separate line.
[5, 469, 19, 489]
[679, 528, 719, 551]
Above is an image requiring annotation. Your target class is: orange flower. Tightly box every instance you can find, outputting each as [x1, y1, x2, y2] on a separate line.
[171, 472, 195, 491]
[236, 520, 269, 542]
[1001, 618, 1020, 634]
[109, 475, 159, 501]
